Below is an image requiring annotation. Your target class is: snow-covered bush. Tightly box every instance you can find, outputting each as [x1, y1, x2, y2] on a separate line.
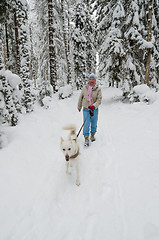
[0, 90, 10, 124]
[0, 70, 23, 126]
[59, 85, 73, 99]
[5, 70, 21, 89]
[41, 96, 52, 109]
[38, 81, 53, 107]
[124, 84, 157, 104]
[5, 70, 23, 113]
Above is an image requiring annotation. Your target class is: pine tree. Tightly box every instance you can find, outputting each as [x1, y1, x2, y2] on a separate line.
[33, 0, 64, 94]
[145, 0, 153, 86]
[93, 0, 115, 82]
[123, 0, 159, 90]
[0, 33, 9, 124]
[72, 2, 86, 89]
[16, 0, 33, 112]
[53, 1, 68, 89]
[34, 0, 49, 85]
[61, 0, 72, 85]
[0, 37, 18, 126]
[29, 25, 37, 88]
[84, 0, 96, 76]
[123, 0, 147, 89]
[48, 0, 57, 92]
[145, 0, 159, 88]
[99, 1, 125, 87]
[0, 2, 20, 125]
[13, 0, 21, 75]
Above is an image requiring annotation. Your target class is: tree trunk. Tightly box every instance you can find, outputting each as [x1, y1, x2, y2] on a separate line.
[145, 0, 153, 86]
[13, 8, 20, 75]
[29, 26, 36, 88]
[4, 22, 9, 68]
[61, 0, 72, 85]
[48, 0, 57, 92]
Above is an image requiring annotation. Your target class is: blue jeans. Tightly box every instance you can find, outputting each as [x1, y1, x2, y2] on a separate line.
[83, 109, 99, 136]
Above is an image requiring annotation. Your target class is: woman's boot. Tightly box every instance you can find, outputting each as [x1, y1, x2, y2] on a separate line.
[84, 136, 89, 146]
[90, 134, 95, 142]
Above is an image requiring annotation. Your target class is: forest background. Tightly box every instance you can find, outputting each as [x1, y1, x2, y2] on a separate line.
[0, 0, 159, 129]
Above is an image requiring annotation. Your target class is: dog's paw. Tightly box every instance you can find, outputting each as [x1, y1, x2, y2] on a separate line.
[76, 181, 80, 186]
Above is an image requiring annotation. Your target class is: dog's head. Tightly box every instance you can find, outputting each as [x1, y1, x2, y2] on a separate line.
[60, 137, 75, 161]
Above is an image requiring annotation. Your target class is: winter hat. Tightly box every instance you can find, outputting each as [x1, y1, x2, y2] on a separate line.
[89, 74, 96, 82]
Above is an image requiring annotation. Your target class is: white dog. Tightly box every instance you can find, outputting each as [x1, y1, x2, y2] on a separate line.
[60, 125, 80, 186]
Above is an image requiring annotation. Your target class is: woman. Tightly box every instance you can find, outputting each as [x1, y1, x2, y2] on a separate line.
[77, 74, 102, 146]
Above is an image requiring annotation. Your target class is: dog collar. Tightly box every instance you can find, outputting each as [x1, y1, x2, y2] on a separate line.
[70, 148, 80, 159]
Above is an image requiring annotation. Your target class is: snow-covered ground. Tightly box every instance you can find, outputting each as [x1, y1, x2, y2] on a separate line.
[0, 87, 159, 240]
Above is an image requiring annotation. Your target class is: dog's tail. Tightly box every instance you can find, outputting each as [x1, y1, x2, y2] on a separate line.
[62, 124, 76, 135]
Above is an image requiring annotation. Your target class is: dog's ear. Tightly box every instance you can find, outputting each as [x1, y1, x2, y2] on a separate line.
[61, 137, 64, 143]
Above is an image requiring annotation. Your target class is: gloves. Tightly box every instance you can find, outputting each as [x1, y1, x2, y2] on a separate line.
[88, 105, 95, 116]
[88, 106, 95, 111]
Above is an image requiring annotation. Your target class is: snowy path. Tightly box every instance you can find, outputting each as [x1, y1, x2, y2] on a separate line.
[1, 88, 159, 240]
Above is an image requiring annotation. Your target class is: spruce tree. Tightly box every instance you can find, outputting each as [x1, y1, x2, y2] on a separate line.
[48, 0, 57, 92]
[33, 0, 64, 95]
[61, 0, 72, 86]
[124, 0, 147, 89]
[72, 1, 96, 89]
[16, 0, 33, 112]
[94, 0, 115, 82]
[0, 38, 18, 126]
[84, 0, 96, 76]
[0, 2, 20, 125]
[99, 1, 125, 87]
[0, 35, 9, 124]
[146, 0, 159, 87]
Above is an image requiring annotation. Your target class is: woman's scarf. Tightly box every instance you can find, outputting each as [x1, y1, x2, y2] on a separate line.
[87, 84, 95, 105]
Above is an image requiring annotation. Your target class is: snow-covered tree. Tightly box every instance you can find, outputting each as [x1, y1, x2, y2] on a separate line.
[72, 1, 96, 89]
[0, 31, 9, 124]
[99, 1, 125, 87]
[0, 37, 18, 126]
[145, 0, 153, 86]
[72, 2, 87, 89]
[124, 0, 159, 90]
[0, 0, 19, 73]
[84, 0, 96, 76]
[0, 3, 20, 125]
[16, 0, 33, 112]
[93, 0, 159, 91]
[0, 0, 36, 123]
[146, 0, 159, 88]
[33, 0, 68, 94]
[123, 0, 147, 89]
[48, 0, 57, 92]
[94, 0, 116, 82]
[61, 0, 72, 86]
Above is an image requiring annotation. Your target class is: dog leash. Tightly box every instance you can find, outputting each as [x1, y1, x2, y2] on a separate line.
[76, 118, 87, 138]
[77, 109, 93, 138]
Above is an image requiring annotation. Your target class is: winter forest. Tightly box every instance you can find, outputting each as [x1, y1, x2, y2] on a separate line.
[0, 0, 159, 131]
[1, 1, 159, 239]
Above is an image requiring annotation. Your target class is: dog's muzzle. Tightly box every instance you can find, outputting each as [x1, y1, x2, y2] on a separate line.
[65, 154, 69, 161]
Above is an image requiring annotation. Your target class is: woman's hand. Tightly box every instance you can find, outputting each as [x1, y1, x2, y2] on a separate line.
[88, 105, 95, 111]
